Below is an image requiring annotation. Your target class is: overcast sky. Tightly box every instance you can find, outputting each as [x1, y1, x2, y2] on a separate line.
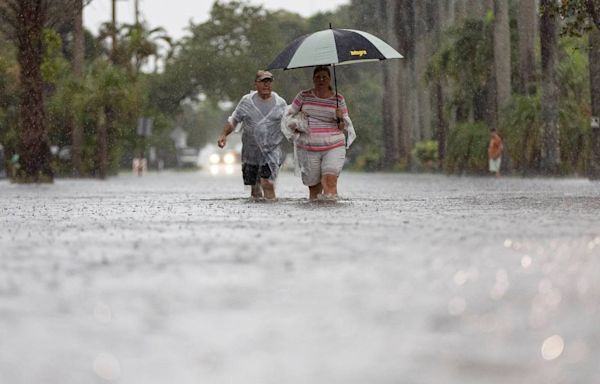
[84, 0, 350, 40]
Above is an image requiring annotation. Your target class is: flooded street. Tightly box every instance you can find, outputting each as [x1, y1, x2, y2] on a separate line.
[1, 170, 600, 384]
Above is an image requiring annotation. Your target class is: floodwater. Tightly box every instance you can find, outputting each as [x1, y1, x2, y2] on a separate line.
[1, 170, 599, 384]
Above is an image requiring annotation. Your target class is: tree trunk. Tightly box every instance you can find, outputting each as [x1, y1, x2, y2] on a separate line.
[517, 0, 537, 95]
[589, 28, 600, 179]
[97, 107, 109, 179]
[494, 0, 511, 115]
[380, 0, 400, 169]
[397, 0, 415, 164]
[435, 81, 448, 170]
[454, 0, 467, 23]
[414, 1, 432, 142]
[466, 0, 482, 18]
[434, 1, 450, 169]
[15, 0, 53, 182]
[71, 0, 84, 176]
[539, 0, 561, 174]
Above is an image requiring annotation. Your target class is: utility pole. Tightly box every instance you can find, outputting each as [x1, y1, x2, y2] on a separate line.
[134, 0, 139, 25]
[72, 0, 85, 176]
[111, 0, 117, 63]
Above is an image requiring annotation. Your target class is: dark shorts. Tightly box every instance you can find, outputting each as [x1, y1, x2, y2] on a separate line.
[242, 163, 272, 185]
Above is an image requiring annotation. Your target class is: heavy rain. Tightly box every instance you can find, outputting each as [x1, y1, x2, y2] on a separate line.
[1, 1, 600, 383]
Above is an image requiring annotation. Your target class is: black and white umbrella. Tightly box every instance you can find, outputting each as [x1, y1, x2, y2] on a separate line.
[267, 25, 403, 106]
[268, 27, 403, 69]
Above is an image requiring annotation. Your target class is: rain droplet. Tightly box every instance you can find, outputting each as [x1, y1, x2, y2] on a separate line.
[541, 335, 564, 360]
[496, 269, 508, 282]
[521, 255, 532, 269]
[577, 278, 590, 295]
[544, 289, 562, 308]
[448, 296, 466, 316]
[94, 302, 112, 324]
[466, 267, 479, 281]
[93, 353, 121, 381]
[538, 279, 552, 294]
[490, 283, 508, 300]
[566, 340, 589, 364]
[453, 270, 468, 286]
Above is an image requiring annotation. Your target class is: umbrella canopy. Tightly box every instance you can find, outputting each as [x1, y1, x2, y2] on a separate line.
[267, 28, 403, 70]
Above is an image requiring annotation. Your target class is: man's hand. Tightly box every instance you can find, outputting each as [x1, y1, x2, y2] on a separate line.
[217, 134, 227, 148]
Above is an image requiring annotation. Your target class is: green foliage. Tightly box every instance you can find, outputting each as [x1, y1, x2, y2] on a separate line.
[543, 0, 600, 37]
[557, 36, 591, 174]
[350, 146, 383, 172]
[427, 19, 494, 122]
[411, 140, 439, 171]
[499, 95, 541, 173]
[84, 60, 145, 174]
[41, 29, 69, 84]
[46, 59, 152, 176]
[0, 33, 19, 155]
[97, 22, 173, 77]
[498, 36, 591, 175]
[445, 122, 489, 174]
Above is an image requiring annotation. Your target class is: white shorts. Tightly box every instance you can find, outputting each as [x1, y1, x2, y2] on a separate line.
[297, 146, 346, 186]
[489, 158, 501, 172]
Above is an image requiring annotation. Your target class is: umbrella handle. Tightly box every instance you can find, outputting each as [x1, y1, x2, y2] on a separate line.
[328, 23, 340, 123]
[333, 64, 340, 123]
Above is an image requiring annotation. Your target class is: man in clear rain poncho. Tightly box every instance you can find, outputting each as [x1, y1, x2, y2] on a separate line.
[217, 70, 287, 199]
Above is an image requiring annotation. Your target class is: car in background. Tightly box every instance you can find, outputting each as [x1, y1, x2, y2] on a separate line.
[176, 147, 201, 168]
[199, 143, 241, 175]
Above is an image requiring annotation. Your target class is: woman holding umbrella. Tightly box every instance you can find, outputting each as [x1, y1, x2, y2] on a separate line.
[269, 26, 402, 199]
[288, 65, 353, 200]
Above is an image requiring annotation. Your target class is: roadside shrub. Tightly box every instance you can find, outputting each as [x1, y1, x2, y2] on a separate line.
[411, 140, 438, 171]
[445, 122, 488, 174]
[559, 100, 590, 175]
[500, 94, 590, 175]
[350, 146, 383, 172]
[499, 95, 541, 174]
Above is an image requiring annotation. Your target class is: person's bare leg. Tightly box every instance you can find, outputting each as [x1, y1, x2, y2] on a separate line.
[309, 183, 322, 200]
[261, 178, 276, 199]
[251, 182, 263, 198]
[322, 174, 338, 197]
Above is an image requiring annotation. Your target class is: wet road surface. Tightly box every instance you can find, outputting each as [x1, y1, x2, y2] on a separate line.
[1, 170, 599, 383]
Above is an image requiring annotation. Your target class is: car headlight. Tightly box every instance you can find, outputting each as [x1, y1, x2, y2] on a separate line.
[223, 153, 235, 164]
[209, 154, 220, 164]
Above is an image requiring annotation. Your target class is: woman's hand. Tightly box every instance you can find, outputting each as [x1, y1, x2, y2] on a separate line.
[336, 108, 345, 130]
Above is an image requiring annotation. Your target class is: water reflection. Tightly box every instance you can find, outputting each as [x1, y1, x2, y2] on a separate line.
[541, 335, 564, 360]
[93, 353, 121, 381]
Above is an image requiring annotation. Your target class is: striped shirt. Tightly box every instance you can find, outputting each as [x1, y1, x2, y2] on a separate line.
[290, 89, 349, 152]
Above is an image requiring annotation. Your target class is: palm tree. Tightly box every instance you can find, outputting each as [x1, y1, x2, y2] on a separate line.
[493, 0, 511, 116]
[0, 0, 84, 182]
[589, 28, 600, 179]
[378, 0, 401, 169]
[539, 0, 561, 174]
[0, 0, 53, 182]
[97, 21, 173, 77]
[517, 0, 537, 95]
[71, 0, 84, 176]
